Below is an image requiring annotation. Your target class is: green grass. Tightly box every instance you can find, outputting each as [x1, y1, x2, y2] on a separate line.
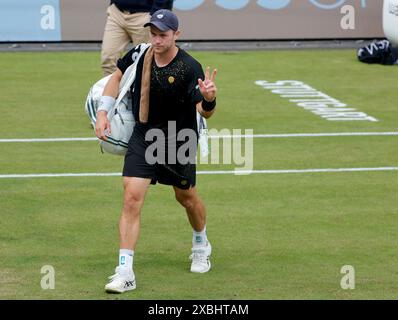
[1, 49, 398, 299]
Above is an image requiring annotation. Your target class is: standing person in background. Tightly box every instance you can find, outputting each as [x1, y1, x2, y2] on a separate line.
[101, 1, 174, 76]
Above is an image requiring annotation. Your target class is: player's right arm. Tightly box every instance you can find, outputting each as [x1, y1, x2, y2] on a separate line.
[96, 43, 146, 140]
[95, 68, 123, 141]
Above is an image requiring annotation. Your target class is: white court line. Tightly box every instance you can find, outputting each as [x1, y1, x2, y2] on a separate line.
[216, 132, 398, 138]
[1, 132, 398, 143]
[0, 137, 98, 143]
[1, 167, 398, 179]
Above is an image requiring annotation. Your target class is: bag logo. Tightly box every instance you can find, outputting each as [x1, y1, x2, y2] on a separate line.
[389, 3, 398, 16]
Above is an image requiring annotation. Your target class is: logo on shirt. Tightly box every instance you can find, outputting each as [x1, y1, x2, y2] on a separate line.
[168, 76, 175, 84]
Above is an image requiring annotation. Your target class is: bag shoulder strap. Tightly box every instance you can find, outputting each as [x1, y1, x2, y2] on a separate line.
[115, 43, 151, 106]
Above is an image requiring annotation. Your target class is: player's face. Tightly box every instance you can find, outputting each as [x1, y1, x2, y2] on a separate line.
[150, 27, 179, 54]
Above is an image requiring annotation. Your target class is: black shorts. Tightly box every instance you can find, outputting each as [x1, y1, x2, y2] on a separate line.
[122, 123, 196, 190]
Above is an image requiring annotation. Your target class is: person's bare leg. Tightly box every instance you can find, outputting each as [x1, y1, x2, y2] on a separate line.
[174, 186, 206, 232]
[174, 186, 211, 273]
[105, 177, 151, 293]
[119, 177, 151, 250]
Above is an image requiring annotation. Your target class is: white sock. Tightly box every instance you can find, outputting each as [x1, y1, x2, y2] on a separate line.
[192, 226, 207, 247]
[119, 249, 134, 272]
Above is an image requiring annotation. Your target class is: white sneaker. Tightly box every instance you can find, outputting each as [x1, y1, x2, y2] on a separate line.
[104, 266, 136, 293]
[190, 242, 212, 273]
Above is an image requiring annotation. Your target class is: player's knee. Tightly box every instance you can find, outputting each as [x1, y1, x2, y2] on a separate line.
[123, 191, 144, 212]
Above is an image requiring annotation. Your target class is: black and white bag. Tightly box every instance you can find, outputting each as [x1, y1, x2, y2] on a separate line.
[357, 40, 398, 65]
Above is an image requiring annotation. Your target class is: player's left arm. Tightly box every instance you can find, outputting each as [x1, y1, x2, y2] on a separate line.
[196, 67, 217, 119]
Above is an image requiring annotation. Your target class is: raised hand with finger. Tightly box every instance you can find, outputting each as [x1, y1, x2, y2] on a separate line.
[198, 66, 217, 103]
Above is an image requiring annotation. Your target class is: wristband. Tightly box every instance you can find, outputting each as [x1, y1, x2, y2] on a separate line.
[97, 96, 116, 114]
[202, 98, 216, 112]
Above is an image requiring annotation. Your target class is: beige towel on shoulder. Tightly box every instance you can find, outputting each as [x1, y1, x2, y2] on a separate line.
[139, 46, 154, 123]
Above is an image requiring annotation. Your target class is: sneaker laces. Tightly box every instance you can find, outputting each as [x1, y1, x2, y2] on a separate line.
[189, 249, 207, 264]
